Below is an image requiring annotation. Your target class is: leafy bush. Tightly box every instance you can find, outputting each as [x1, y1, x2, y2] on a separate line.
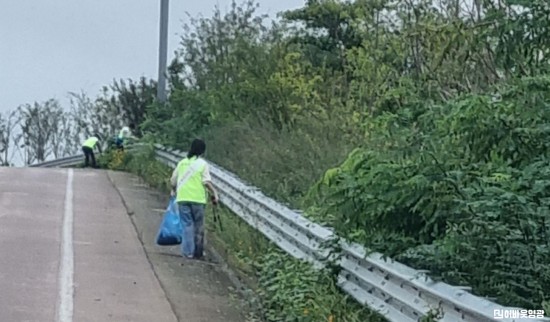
[255, 249, 384, 322]
[124, 146, 173, 191]
[97, 149, 129, 170]
[310, 76, 550, 309]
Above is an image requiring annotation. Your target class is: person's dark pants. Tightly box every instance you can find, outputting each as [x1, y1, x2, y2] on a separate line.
[115, 137, 124, 151]
[82, 146, 96, 167]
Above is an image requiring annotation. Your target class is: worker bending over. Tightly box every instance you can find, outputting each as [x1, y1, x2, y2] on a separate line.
[82, 134, 102, 168]
[115, 124, 136, 150]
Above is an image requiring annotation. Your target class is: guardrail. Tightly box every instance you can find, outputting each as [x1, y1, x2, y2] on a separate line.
[28, 144, 143, 168]
[31, 144, 549, 322]
[28, 154, 84, 168]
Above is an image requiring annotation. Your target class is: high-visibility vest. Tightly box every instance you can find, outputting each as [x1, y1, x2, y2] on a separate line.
[118, 127, 130, 140]
[175, 157, 207, 204]
[83, 137, 99, 148]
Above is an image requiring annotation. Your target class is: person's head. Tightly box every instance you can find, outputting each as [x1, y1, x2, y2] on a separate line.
[187, 139, 206, 159]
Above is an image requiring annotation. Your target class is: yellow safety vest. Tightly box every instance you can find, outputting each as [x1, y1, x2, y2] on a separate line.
[175, 157, 207, 204]
[118, 127, 130, 140]
[83, 137, 99, 148]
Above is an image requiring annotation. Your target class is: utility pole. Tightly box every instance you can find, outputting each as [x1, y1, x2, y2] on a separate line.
[157, 0, 169, 103]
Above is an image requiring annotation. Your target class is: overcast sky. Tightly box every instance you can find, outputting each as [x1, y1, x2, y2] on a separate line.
[0, 0, 303, 114]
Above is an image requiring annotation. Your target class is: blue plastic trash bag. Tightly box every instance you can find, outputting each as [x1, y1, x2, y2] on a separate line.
[155, 197, 183, 246]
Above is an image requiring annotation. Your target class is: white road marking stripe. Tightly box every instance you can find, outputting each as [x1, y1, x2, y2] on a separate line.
[56, 169, 74, 322]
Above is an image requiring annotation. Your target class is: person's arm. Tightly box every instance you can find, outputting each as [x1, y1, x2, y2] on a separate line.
[205, 181, 218, 203]
[170, 166, 178, 196]
[202, 164, 218, 204]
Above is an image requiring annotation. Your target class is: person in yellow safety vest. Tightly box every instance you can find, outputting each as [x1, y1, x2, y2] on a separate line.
[82, 134, 102, 168]
[115, 124, 135, 150]
[170, 138, 219, 260]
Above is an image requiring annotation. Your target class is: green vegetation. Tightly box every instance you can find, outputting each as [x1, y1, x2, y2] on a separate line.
[312, 77, 550, 309]
[139, 0, 550, 310]
[101, 147, 380, 322]
[207, 205, 382, 322]
[5, 0, 550, 317]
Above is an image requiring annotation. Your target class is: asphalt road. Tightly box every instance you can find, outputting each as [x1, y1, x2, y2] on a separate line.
[0, 167, 178, 322]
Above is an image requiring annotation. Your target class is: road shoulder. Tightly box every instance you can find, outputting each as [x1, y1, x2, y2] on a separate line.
[106, 170, 248, 322]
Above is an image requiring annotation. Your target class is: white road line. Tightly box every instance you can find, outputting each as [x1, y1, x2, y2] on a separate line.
[56, 169, 74, 322]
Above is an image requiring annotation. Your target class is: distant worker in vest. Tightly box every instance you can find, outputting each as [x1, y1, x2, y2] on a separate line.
[170, 138, 219, 260]
[115, 124, 136, 150]
[82, 134, 102, 168]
